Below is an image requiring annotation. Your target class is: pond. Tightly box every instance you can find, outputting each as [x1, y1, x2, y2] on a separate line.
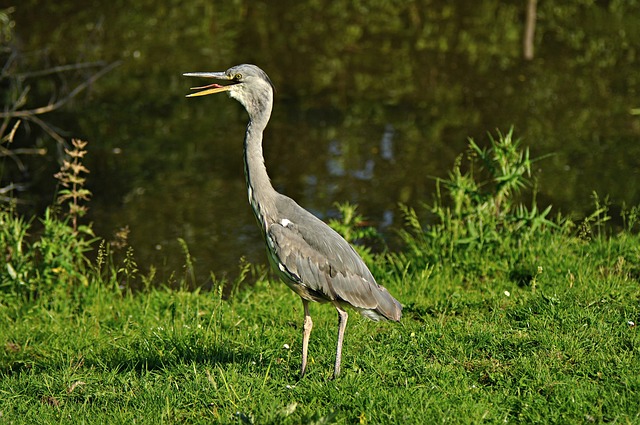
[6, 1, 640, 286]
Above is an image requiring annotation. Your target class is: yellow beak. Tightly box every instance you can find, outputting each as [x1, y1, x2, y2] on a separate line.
[183, 72, 238, 97]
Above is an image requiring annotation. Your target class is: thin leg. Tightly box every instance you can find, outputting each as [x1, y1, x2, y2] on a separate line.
[333, 305, 348, 379]
[300, 299, 313, 378]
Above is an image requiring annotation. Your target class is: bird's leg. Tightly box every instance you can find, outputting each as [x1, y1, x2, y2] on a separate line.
[300, 299, 313, 378]
[333, 305, 349, 379]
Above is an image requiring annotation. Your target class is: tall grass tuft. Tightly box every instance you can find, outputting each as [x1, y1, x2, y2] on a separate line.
[53, 139, 91, 231]
[392, 128, 565, 281]
[0, 139, 95, 300]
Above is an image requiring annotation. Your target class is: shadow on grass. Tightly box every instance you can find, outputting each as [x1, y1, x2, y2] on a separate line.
[92, 337, 263, 374]
[1, 338, 263, 377]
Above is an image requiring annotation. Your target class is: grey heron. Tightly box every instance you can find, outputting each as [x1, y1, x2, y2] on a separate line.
[184, 64, 402, 379]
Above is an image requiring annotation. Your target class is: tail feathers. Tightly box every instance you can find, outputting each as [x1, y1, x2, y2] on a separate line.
[372, 285, 402, 321]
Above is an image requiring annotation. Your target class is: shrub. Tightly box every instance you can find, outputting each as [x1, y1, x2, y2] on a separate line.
[0, 140, 95, 300]
[394, 128, 567, 278]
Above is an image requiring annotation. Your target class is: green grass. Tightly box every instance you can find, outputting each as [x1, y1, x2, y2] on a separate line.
[2, 130, 640, 423]
[1, 230, 640, 424]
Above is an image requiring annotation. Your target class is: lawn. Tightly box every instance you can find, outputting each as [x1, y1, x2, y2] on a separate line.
[1, 229, 640, 424]
[2, 132, 640, 424]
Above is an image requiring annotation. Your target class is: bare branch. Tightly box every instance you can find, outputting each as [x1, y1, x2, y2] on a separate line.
[4, 147, 46, 156]
[0, 60, 121, 118]
[22, 114, 68, 146]
[0, 144, 27, 171]
[12, 61, 109, 79]
[1, 119, 21, 143]
[0, 182, 30, 195]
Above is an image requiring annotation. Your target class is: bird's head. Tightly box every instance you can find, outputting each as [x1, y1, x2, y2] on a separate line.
[184, 64, 275, 119]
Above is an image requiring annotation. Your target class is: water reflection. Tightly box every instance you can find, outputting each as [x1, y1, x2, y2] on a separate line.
[380, 124, 396, 163]
[8, 1, 640, 286]
[327, 123, 396, 181]
[326, 139, 346, 177]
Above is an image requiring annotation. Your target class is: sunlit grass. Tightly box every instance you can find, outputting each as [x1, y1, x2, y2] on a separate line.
[2, 227, 640, 423]
[2, 130, 640, 423]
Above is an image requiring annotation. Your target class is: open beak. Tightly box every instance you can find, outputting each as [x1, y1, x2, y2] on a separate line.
[183, 72, 238, 97]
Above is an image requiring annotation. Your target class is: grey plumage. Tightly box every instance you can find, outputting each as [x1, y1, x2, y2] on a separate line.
[184, 64, 402, 378]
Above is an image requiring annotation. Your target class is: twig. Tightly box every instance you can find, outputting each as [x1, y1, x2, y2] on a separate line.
[12, 61, 108, 79]
[1, 119, 21, 144]
[0, 182, 30, 195]
[0, 60, 121, 118]
[3, 147, 46, 156]
[23, 114, 67, 146]
[0, 145, 27, 172]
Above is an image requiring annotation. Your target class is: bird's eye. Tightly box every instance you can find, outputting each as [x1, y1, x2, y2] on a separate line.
[234, 73, 242, 80]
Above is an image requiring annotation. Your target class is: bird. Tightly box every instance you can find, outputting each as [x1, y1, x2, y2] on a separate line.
[184, 64, 402, 379]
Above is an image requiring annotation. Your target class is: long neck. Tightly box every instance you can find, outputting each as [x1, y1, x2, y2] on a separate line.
[244, 116, 278, 234]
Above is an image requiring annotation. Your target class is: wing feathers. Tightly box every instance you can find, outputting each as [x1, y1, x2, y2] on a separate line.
[267, 198, 402, 321]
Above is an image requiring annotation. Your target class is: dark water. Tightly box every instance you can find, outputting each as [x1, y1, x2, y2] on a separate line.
[6, 1, 640, 285]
